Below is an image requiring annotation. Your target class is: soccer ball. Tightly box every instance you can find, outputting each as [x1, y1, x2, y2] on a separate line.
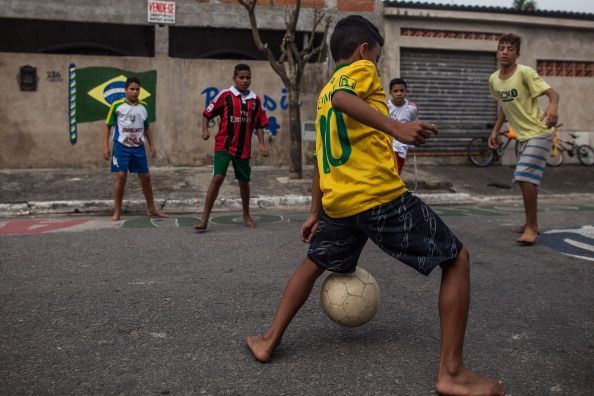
[320, 266, 380, 327]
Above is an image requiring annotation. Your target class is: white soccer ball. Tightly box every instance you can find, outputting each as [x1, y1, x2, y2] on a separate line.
[320, 266, 380, 327]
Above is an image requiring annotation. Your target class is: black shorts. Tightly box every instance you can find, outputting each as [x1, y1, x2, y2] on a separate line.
[307, 193, 463, 276]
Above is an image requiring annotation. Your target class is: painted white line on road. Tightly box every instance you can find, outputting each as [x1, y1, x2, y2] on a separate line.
[545, 225, 594, 237]
[564, 238, 594, 253]
[564, 253, 594, 262]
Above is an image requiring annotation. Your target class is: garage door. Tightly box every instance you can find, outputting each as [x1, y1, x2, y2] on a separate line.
[400, 48, 497, 154]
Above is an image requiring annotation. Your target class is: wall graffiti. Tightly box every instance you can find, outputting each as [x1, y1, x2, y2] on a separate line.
[200, 87, 290, 136]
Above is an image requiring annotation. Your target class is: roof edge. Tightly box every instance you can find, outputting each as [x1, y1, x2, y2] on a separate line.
[383, 1, 594, 21]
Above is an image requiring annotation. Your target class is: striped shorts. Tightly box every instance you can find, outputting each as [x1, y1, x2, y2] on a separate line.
[514, 134, 553, 185]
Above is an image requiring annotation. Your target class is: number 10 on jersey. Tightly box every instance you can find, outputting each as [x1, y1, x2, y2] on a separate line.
[319, 108, 352, 174]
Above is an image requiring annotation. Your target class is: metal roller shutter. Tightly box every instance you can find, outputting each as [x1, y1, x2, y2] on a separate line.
[400, 48, 497, 154]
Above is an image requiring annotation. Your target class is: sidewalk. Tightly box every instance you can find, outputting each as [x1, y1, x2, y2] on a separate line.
[0, 164, 593, 216]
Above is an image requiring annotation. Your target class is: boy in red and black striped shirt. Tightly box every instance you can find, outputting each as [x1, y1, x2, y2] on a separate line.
[195, 64, 268, 231]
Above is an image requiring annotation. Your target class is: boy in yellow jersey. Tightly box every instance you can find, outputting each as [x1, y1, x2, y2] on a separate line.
[245, 15, 504, 396]
[488, 34, 559, 245]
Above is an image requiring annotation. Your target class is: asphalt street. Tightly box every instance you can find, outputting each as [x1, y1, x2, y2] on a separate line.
[1, 201, 593, 395]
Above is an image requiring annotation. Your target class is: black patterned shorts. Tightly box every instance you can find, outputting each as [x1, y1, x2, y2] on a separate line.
[307, 193, 463, 276]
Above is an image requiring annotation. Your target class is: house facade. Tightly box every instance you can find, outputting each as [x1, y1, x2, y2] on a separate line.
[1, 0, 592, 168]
[381, 2, 594, 159]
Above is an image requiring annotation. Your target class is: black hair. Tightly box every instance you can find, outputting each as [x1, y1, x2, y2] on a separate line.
[125, 76, 141, 88]
[389, 78, 407, 91]
[234, 63, 251, 76]
[498, 33, 522, 54]
[330, 15, 384, 62]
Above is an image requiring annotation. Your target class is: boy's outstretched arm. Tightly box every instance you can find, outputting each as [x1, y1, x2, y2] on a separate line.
[301, 161, 322, 244]
[540, 88, 559, 128]
[332, 91, 437, 146]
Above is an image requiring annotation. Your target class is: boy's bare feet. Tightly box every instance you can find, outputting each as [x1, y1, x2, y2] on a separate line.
[148, 209, 168, 218]
[516, 228, 538, 246]
[244, 215, 256, 228]
[111, 212, 121, 221]
[193, 221, 207, 233]
[517, 227, 539, 245]
[435, 367, 504, 396]
[245, 335, 277, 363]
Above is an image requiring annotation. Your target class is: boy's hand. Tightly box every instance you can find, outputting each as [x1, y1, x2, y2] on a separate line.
[392, 121, 438, 146]
[202, 129, 210, 140]
[541, 104, 558, 128]
[259, 143, 268, 157]
[488, 130, 500, 149]
[102, 147, 110, 161]
[149, 145, 157, 159]
[300, 214, 319, 244]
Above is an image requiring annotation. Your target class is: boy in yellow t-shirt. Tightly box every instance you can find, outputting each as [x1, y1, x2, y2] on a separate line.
[246, 15, 504, 396]
[488, 33, 559, 245]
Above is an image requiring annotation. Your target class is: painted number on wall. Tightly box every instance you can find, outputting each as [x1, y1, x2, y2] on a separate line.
[46, 71, 62, 82]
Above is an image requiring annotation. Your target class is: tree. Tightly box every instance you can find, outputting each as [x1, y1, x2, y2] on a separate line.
[239, 0, 330, 179]
[513, 0, 537, 11]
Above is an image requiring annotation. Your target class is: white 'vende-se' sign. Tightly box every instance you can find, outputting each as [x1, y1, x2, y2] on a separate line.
[147, 0, 176, 24]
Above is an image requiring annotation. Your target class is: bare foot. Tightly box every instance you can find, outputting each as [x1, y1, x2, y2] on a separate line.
[517, 227, 539, 245]
[111, 212, 121, 221]
[435, 367, 504, 396]
[244, 215, 256, 228]
[148, 209, 168, 218]
[193, 221, 207, 233]
[245, 335, 276, 363]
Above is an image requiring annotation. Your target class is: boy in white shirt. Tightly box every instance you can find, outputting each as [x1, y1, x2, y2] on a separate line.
[388, 78, 418, 173]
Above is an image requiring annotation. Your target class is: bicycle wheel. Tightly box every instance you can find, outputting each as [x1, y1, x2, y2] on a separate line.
[547, 146, 564, 167]
[467, 137, 494, 167]
[577, 145, 594, 166]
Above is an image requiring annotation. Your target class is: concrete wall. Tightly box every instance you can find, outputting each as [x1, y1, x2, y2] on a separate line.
[0, 0, 380, 169]
[0, 53, 324, 168]
[382, 6, 594, 146]
[3, 1, 593, 168]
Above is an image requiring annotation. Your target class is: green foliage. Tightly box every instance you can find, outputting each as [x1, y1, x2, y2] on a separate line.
[513, 0, 538, 11]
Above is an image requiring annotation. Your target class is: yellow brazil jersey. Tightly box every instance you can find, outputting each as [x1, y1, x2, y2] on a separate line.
[489, 64, 551, 141]
[315, 60, 406, 218]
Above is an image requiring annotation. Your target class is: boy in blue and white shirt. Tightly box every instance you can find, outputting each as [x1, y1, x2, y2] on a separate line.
[102, 77, 167, 221]
[388, 78, 418, 173]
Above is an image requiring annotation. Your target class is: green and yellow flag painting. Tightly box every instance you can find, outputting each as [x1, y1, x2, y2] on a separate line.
[68, 64, 157, 144]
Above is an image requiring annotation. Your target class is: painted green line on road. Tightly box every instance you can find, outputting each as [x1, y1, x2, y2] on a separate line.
[176, 217, 199, 227]
[122, 217, 157, 228]
[211, 214, 282, 225]
[116, 204, 594, 228]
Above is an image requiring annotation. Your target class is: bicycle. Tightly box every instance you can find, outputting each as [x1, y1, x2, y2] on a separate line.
[547, 125, 594, 166]
[467, 128, 518, 167]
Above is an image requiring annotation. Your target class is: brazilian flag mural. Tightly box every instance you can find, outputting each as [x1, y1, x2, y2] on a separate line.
[68, 64, 157, 144]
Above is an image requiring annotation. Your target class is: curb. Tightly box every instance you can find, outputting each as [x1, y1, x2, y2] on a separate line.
[1, 192, 592, 217]
[0, 196, 313, 217]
